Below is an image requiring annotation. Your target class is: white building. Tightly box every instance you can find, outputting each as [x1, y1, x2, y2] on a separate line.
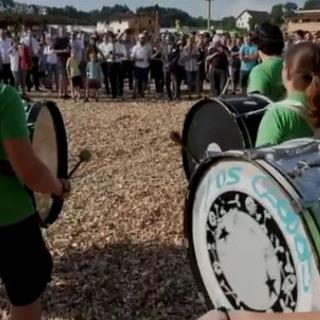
[236, 10, 270, 30]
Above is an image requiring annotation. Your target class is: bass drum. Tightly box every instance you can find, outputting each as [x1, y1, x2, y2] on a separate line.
[185, 138, 320, 313]
[26, 101, 68, 227]
[181, 94, 272, 180]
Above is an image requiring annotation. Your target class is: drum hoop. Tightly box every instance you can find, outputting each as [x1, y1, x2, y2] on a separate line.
[256, 159, 320, 269]
[28, 101, 68, 227]
[182, 98, 244, 180]
[185, 152, 314, 309]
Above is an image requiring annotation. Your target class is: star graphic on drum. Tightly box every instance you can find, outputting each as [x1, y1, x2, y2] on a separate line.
[265, 273, 278, 298]
[219, 227, 230, 241]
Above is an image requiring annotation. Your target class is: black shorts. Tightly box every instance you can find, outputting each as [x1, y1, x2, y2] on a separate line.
[72, 76, 82, 88]
[0, 214, 52, 306]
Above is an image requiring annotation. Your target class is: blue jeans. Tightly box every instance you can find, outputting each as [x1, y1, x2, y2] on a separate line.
[46, 64, 58, 90]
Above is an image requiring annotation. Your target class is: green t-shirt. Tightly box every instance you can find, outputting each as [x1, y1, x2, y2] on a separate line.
[0, 84, 34, 226]
[255, 91, 313, 147]
[247, 56, 285, 102]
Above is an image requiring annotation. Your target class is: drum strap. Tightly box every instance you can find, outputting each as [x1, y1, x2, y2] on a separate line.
[280, 101, 320, 139]
[0, 159, 15, 177]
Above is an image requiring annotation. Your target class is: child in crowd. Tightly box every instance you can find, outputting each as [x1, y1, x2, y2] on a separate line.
[66, 50, 82, 101]
[8, 40, 20, 90]
[85, 52, 102, 102]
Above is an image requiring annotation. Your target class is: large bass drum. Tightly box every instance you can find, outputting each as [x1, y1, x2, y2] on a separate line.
[25, 100, 68, 227]
[182, 94, 272, 180]
[185, 138, 320, 312]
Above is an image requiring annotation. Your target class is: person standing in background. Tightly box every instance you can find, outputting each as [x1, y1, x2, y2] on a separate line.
[44, 37, 58, 92]
[131, 33, 152, 98]
[104, 33, 125, 100]
[53, 27, 70, 99]
[85, 52, 103, 102]
[197, 33, 207, 93]
[8, 40, 20, 90]
[21, 28, 40, 92]
[66, 50, 81, 101]
[183, 34, 200, 100]
[0, 29, 14, 86]
[162, 34, 174, 100]
[151, 37, 164, 99]
[98, 34, 111, 95]
[239, 32, 258, 93]
[121, 29, 135, 91]
[229, 37, 242, 94]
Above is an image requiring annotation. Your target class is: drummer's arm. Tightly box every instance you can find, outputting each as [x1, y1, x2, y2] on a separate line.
[1, 88, 62, 196]
[4, 139, 62, 195]
[199, 310, 320, 320]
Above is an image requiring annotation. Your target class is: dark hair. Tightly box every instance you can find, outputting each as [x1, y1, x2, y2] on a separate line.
[285, 42, 320, 127]
[295, 30, 305, 38]
[255, 22, 284, 55]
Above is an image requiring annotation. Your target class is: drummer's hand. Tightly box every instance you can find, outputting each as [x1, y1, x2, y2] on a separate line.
[53, 179, 71, 200]
[197, 310, 227, 320]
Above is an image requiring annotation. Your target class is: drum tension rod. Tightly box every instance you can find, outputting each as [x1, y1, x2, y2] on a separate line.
[288, 160, 320, 179]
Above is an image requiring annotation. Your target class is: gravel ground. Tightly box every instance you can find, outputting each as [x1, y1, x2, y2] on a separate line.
[0, 97, 206, 320]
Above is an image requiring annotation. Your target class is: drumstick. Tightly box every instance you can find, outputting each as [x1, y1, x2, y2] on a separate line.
[169, 131, 200, 164]
[68, 149, 92, 178]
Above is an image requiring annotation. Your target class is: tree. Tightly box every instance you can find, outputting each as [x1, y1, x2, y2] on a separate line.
[221, 16, 236, 31]
[304, 0, 320, 9]
[271, 4, 284, 25]
[284, 1, 298, 11]
[1, 0, 14, 7]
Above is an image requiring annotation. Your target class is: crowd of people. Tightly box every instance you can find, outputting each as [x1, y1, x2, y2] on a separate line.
[0, 25, 319, 103]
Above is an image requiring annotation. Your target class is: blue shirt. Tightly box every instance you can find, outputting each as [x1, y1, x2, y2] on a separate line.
[239, 43, 257, 72]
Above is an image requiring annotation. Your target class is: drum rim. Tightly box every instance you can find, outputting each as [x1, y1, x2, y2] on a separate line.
[28, 101, 68, 227]
[182, 98, 243, 181]
[185, 153, 313, 311]
[185, 155, 227, 309]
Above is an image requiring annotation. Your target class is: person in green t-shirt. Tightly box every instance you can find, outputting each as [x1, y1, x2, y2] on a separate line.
[197, 42, 320, 320]
[256, 42, 320, 147]
[247, 22, 286, 102]
[0, 84, 70, 320]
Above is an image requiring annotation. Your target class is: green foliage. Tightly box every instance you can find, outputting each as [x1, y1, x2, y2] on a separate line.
[271, 4, 284, 24]
[304, 0, 320, 9]
[1, 0, 14, 6]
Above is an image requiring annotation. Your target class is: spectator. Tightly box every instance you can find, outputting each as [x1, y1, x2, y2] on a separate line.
[53, 27, 70, 99]
[183, 34, 200, 99]
[229, 37, 242, 94]
[85, 52, 102, 102]
[150, 38, 164, 99]
[0, 29, 14, 86]
[66, 50, 81, 101]
[8, 40, 20, 90]
[98, 34, 111, 95]
[239, 32, 258, 93]
[21, 28, 40, 91]
[121, 29, 135, 91]
[44, 37, 58, 92]
[131, 33, 152, 98]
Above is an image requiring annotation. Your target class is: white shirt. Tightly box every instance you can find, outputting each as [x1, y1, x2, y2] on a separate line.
[0, 38, 12, 64]
[21, 36, 40, 56]
[44, 46, 58, 65]
[9, 49, 19, 72]
[131, 43, 152, 69]
[100, 42, 126, 63]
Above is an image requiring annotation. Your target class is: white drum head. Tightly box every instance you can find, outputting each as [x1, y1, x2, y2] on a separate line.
[188, 159, 314, 312]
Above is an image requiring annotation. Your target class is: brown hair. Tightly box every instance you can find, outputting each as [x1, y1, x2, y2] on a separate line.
[285, 42, 320, 127]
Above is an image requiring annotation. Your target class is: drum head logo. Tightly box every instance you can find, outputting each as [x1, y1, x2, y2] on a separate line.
[207, 191, 298, 312]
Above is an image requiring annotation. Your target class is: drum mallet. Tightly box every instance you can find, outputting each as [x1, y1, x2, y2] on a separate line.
[68, 149, 92, 178]
[169, 131, 200, 164]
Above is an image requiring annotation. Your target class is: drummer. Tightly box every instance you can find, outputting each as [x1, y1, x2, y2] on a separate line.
[256, 41, 320, 147]
[0, 84, 70, 319]
[247, 22, 286, 102]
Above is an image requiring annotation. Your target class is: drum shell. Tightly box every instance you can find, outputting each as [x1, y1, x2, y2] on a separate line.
[182, 95, 271, 180]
